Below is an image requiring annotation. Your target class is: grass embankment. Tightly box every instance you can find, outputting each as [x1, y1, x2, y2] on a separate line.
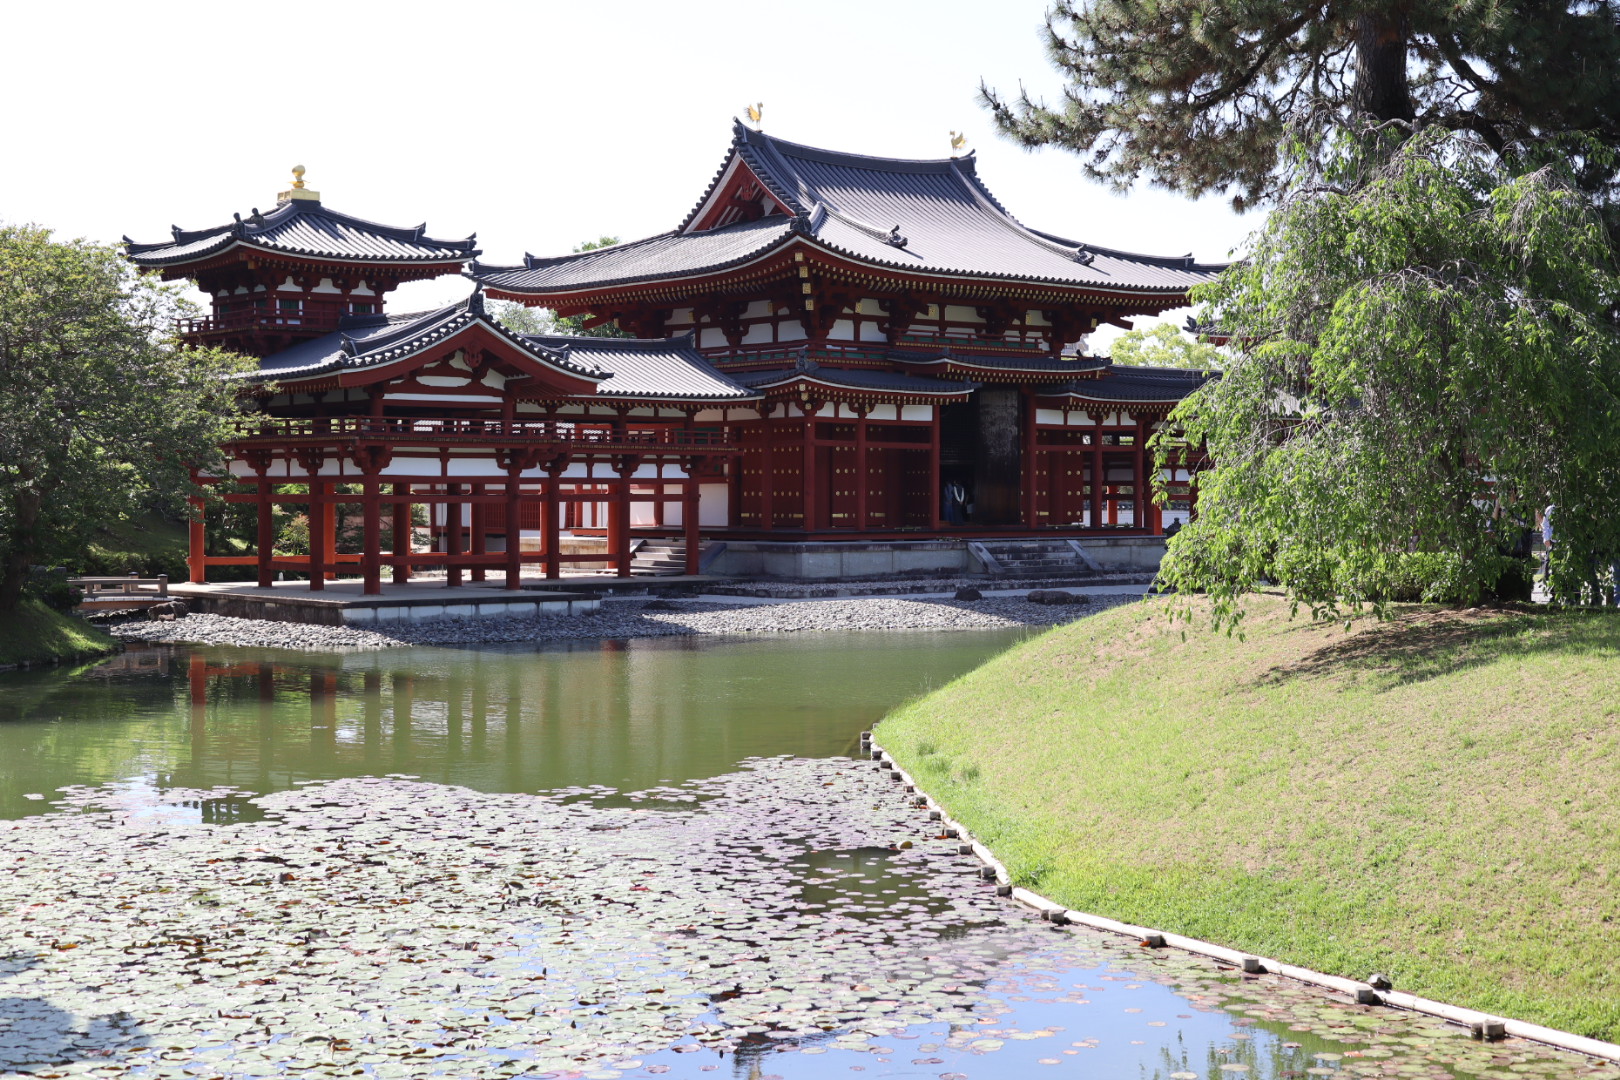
[0, 599, 118, 668]
[881, 594, 1620, 1041]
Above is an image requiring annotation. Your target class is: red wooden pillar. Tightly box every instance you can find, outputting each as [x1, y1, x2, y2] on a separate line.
[613, 470, 633, 577]
[855, 408, 869, 532]
[307, 481, 327, 591]
[446, 483, 464, 587]
[361, 472, 382, 596]
[1022, 392, 1040, 528]
[391, 483, 412, 584]
[544, 474, 561, 580]
[801, 412, 819, 532]
[727, 423, 742, 528]
[683, 477, 701, 575]
[504, 471, 523, 591]
[1089, 420, 1104, 531]
[256, 480, 274, 588]
[761, 422, 775, 531]
[1132, 415, 1148, 533]
[470, 483, 487, 583]
[929, 406, 943, 530]
[188, 495, 207, 584]
[322, 489, 338, 581]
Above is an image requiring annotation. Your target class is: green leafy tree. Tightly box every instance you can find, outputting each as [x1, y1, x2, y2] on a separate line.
[0, 225, 254, 611]
[493, 236, 635, 339]
[983, 1, 1620, 235]
[1156, 131, 1620, 622]
[1107, 322, 1224, 369]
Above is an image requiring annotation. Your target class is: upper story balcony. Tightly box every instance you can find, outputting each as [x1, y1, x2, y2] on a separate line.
[178, 307, 349, 342]
[223, 416, 737, 456]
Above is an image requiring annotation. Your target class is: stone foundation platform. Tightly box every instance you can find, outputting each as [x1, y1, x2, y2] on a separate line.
[169, 581, 600, 626]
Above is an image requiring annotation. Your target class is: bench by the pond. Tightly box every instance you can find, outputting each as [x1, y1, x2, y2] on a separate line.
[70, 575, 170, 611]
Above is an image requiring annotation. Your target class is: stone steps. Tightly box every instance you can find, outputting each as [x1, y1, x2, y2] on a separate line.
[973, 539, 1100, 579]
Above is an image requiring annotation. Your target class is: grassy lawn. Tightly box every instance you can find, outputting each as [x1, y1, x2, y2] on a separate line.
[880, 593, 1620, 1041]
[0, 599, 119, 668]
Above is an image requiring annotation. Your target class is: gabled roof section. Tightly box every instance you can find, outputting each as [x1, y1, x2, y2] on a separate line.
[473, 121, 1226, 298]
[125, 198, 478, 269]
[730, 361, 977, 398]
[889, 349, 1110, 380]
[473, 217, 795, 294]
[1056, 364, 1218, 403]
[243, 291, 601, 383]
[517, 333, 759, 401]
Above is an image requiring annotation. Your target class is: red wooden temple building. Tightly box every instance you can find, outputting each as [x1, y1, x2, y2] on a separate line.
[125, 125, 1222, 593]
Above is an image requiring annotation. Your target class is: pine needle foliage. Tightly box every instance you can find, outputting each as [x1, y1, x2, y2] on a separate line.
[983, 1, 1620, 238]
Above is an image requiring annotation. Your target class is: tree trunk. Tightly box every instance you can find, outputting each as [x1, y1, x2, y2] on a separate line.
[1353, 10, 1414, 124]
[0, 487, 42, 612]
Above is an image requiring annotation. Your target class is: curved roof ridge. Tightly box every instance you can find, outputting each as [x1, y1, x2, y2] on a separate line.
[740, 124, 969, 173]
[518, 330, 703, 352]
[1026, 226, 1226, 272]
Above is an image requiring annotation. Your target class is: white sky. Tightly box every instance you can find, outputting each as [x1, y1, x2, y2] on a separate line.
[4, 0, 1258, 351]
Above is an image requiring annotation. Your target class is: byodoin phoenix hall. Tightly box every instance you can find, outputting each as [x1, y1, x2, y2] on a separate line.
[125, 122, 1223, 594]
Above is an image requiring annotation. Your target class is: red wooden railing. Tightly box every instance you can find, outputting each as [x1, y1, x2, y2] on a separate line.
[225, 416, 733, 450]
[179, 309, 347, 337]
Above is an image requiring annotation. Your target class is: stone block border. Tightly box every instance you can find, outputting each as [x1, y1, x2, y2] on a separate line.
[862, 729, 1620, 1065]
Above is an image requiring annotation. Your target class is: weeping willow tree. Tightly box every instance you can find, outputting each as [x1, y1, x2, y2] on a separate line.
[1157, 130, 1620, 623]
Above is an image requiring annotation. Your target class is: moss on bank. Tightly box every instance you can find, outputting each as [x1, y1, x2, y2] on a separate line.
[0, 600, 119, 669]
[881, 594, 1620, 1041]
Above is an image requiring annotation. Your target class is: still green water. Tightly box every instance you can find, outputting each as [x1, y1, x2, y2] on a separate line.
[0, 630, 1027, 819]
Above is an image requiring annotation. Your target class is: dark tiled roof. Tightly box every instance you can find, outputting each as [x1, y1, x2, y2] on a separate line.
[731, 362, 977, 398]
[890, 350, 1110, 376]
[474, 122, 1225, 296]
[1057, 364, 1218, 402]
[126, 199, 478, 268]
[473, 217, 794, 292]
[246, 293, 600, 382]
[517, 334, 759, 400]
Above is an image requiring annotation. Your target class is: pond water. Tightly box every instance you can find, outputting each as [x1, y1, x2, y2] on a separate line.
[0, 634, 1606, 1080]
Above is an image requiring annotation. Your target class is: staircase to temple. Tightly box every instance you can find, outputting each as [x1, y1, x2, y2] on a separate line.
[592, 538, 708, 577]
[969, 539, 1102, 578]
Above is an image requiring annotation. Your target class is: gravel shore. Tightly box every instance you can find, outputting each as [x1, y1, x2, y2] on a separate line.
[107, 590, 1141, 651]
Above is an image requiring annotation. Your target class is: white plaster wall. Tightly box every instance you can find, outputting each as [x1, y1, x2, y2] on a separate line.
[699, 483, 728, 526]
[900, 405, 932, 422]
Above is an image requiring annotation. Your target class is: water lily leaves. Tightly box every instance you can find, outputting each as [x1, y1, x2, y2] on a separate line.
[0, 762, 1597, 1080]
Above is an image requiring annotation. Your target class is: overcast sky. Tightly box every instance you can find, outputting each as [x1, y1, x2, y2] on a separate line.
[4, 0, 1256, 349]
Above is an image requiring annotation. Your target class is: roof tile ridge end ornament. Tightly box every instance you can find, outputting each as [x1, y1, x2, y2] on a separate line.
[946, 167, 1107, 266]
[1026, 224, 1220, 272]
[815, 201, 908, 246]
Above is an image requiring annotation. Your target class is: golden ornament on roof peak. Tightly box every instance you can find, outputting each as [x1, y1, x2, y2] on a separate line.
[278, 164, 320, 204]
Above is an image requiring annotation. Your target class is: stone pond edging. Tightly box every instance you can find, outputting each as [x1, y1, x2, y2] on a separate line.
[861, 728, 1620, 1067]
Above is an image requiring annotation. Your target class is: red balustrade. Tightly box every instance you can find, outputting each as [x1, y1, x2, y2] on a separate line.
[225, 416, 733, 451]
